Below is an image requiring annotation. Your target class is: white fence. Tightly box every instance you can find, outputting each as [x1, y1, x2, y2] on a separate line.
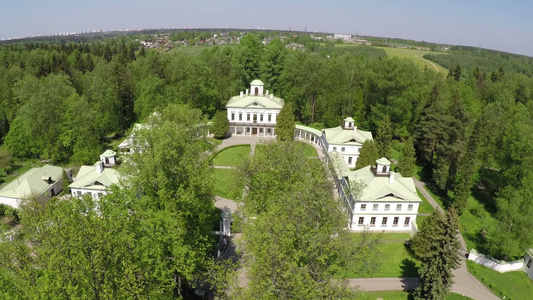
[468, 249, 524, 273]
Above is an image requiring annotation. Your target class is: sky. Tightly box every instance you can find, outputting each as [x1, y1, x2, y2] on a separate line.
[2, 0, 533, 56]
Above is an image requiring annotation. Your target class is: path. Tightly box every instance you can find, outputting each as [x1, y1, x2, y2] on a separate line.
[415, 55, 441, 73]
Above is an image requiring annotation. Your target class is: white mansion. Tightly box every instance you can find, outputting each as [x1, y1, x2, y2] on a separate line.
[227, 80, 424, 232]
[225, 79, 283, 137]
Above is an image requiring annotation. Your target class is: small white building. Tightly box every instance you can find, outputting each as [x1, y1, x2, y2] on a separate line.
[524, 249, 533, 279]
[69, 161, 120, 199]
[226, 79, 284, 137]
[0, 165, 63, 208]
[321, 117, 373, 168]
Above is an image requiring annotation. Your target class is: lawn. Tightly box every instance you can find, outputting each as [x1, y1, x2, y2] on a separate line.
[212, 169, 241, 200]
[342, 233, 419, 278]
[459, 196, 499, 252]
[357, 291, 472, 300]
[211, 145, 251, 167]
[416, 190, 435, 214]
[467, 260, 533, 299]
[375, 47, 448, 74]
[298, 141, 318, 157]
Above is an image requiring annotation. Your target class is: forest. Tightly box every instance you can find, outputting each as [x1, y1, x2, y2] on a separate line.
[0, 31, 532, 278]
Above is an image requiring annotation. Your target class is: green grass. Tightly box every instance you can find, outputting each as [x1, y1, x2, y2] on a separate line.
[294, 121, 328, 130]
[416, 215, 428, 227]
[357, 291, 472, 300]
[211, 145, 251, 167]
[467, 260, 533, 299]
[297, 142, 318, 157]
[415, 190, 435, 214]
[343, 233, 419, 278]
[375, 46, 448, 74]
[459, 196, 499, 252]
[212, 169, 241, 200]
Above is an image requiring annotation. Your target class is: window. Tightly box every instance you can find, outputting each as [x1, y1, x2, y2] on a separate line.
[393, 217, 399, 226]
[385, 204, 390, 211]
[382, 217, 388, 226]
[370, 217, 376, 226]
[360, 204, 366, 211]
[260, 114, 263, 122]
[358, 217, 364, 226]
[247, 114, 250, 121]
[341, 147, 345, 152]
[239, 113, 242, 121]
[268, 114, 272, 122]
[231, 113, 235, 121]
[528, 259, 532, 268]
[348, 157, 353, 164]
[76, 191, 82, 197]
[382, 166, 387, 173]
[267, 128, 271, 133]
[404, 217, 411, 226]
[396, 204, 402, 211]
[408, 204, 413, 211]
[357, 147, 361, 153]
[333, 147, 337, 151]
[372, 204, 378, 211]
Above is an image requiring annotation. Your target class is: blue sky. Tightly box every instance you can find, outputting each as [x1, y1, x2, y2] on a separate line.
[2, 0, 532, 56]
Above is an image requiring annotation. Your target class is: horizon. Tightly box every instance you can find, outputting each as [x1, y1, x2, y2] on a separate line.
[2, 0, 532, 57]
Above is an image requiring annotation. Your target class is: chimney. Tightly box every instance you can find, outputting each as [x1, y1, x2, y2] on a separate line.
[246, 88, 249, 95]
[389, 173, 395, 184]
[353, 126, 357, 135]
[95, 161, 104, 174]
[240, 91, 243, 98]
[270, 94, 274, 99]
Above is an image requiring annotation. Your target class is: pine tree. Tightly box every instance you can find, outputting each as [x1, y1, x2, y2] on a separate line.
[212, 110, 230, 139]
[398, 137, 416, 177]
[376, 115, 393, 158]
[355, 140, 379, 169]
[275, 102, 295, 141]
[412, 209, 460, 300]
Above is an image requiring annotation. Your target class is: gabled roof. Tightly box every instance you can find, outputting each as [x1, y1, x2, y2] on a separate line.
[69, 166, 120, 191]
[322, 126, 373, 146]
[0, 165, 63, 200]
[226, 94, 284, 109]
[348, 166, 421, 203]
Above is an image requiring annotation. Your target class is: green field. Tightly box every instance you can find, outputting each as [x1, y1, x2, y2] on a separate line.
[211, 145, 251, 167]
[467, 260, 533, 299]
[298, 142, 318, 157]
[357, 290, 472, 300]
[342, 233, 419, 278]
[376, 47, 448, 74]
[212, 168, 241, 200]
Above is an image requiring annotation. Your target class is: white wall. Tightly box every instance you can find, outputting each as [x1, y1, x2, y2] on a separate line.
[351, 214, 418, 231]
[71, 188, 109, 199]
[227, 108, 280, 124]
[468, 249, 524, 273]
[523, 251, 533, 279]
[0, 196, 20, 209]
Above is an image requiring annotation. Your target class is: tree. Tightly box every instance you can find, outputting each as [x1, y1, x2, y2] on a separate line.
[275, 102, 295, 141]
[237, 141, 377, 299]
[355, 140, 380, 169]
[411, 209, 460, 300]
[398, 137, 416, 177]
[375, 115, 393, 157]
[212, 110, 229, 139]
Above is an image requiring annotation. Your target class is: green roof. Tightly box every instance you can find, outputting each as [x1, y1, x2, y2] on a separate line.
[100, 150, 116, 157]
[0, 165, 63, 200]
[344, 117, 355, 122]
[69, 165, 120, 191]
[226, 94, 284, 109]
[347, 166, 422, 203]
[322, 126, 373, 146]
[250, 79, 264, 86]
[376, 157, 391, 166]
[295, 124, 322, 137]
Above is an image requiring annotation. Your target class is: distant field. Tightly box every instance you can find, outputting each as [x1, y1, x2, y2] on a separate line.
[375, 47, 449, 74]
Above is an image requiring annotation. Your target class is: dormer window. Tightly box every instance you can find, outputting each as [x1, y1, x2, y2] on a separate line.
[253, 102, 258, 106]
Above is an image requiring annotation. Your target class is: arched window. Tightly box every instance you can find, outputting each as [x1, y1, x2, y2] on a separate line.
[254, 87, 258, 95]
[382, 166, 387, 173]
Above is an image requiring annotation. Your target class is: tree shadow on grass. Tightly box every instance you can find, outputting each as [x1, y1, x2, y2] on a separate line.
[400, 258, 419, 292]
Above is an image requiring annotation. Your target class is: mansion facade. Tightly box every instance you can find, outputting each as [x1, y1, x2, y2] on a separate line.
[225, 80, 283, 137]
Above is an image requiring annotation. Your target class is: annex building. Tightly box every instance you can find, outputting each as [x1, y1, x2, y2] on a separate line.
[69, 150, 120, 199]
[225, 80, 283, 137]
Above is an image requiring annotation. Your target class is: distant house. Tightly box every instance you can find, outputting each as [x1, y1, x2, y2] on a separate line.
[100, 149, 117, 167]
[225, 79, 284, 137]
[118, 123, 149, 155]
[0, 165, 63, 208]
[321, 117, 373, 168]
[69, 160, 120, 199]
